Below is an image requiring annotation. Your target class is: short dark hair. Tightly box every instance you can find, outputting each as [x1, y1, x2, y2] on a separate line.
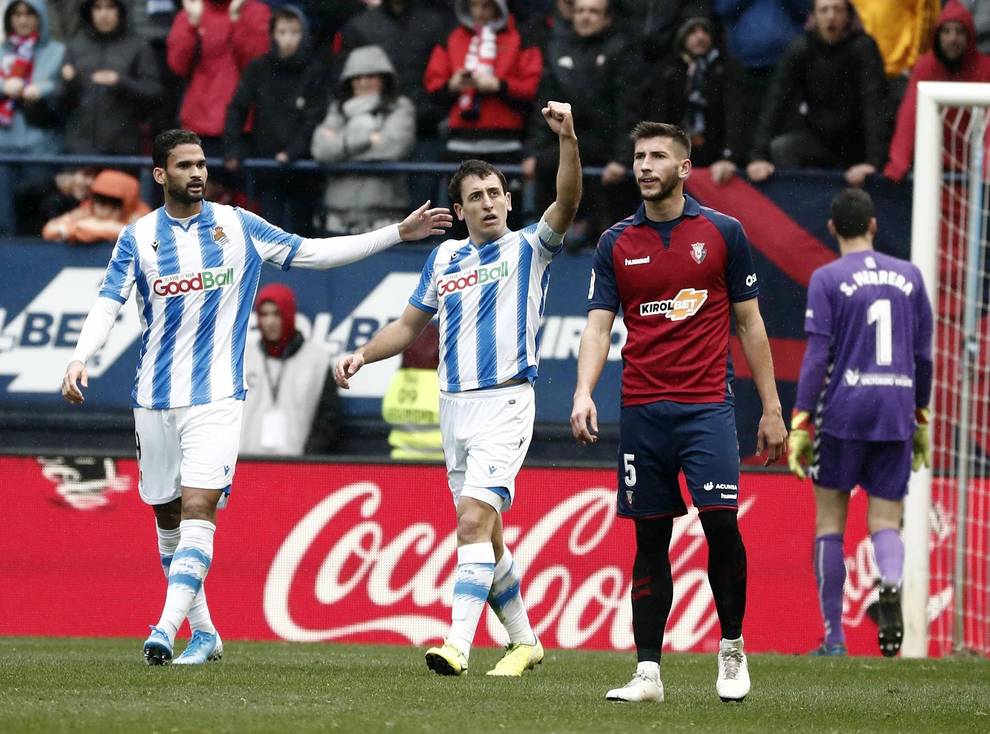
[447, 159, 508, 205]
[830, 188, 874, 238]
[152, 129, 203, 169]
[629, 121, 691, 158]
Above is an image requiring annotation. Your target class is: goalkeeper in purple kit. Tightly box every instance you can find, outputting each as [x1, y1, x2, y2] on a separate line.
[788, 189, 933, 657]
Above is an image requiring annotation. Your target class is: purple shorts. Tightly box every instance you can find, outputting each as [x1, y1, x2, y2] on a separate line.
[810, 432, 912, 500]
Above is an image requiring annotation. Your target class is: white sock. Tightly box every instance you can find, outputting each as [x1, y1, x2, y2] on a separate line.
[637, 660, 660, 681]
[448, 542, 496, 659]
[720, 636, 744, 651]
[487, 547, 536, 645]
[156, 524, 215, 635]
[155, 519, 215, 642]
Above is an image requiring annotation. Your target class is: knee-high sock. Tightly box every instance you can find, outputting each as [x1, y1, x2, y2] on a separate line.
[871, 528, 904, 587]
[156, 524, 215, 635]
[814, 533, 846, 646]
[155, 519, 215, 642]
[631, 518, 674, 664]
[487, 547, 536, 645]
[448, 542, 496, 659]
[700, 510, 748, 641]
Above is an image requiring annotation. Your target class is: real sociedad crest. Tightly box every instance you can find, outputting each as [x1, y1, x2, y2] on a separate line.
[690, 242, 707, 264]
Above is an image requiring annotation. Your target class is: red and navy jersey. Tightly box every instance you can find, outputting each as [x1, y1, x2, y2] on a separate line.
[588, 195, 759, 405]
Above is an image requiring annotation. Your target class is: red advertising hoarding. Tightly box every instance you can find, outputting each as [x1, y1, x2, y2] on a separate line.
[0, 456, 945, 655]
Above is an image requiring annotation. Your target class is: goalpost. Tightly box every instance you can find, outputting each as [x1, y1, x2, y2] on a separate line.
[904, 81, 990, 658]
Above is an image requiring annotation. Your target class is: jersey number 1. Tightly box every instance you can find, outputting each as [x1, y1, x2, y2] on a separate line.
[867, 298, 892, 366]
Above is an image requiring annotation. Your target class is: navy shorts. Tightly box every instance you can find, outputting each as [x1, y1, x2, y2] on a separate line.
[617, 401, 740, 518]
[811, 433, 912, 501]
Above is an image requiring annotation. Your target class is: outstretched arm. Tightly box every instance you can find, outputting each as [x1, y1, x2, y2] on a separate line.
[335, 305, 434, 389]
[250, 202, 452, 271]
[732, 297, 787, 463]
[540, 101, 582, 236]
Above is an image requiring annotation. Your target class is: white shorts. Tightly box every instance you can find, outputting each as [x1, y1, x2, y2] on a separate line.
[439, 382, 535, 512]
[133, 396, 243, 506]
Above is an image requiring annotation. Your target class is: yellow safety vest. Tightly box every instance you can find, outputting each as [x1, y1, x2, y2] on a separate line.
[382, 368, 444, 462]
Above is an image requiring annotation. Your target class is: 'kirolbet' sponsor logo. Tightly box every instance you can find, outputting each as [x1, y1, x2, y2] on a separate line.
[639, 287, 708, 321]
[152, 267, 235, 297]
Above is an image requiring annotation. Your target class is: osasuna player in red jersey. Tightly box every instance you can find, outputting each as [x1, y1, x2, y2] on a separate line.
[571, 122, 787, 703]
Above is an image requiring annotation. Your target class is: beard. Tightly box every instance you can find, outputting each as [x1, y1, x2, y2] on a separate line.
[639, 174, 679, 203]
[166, 179, 204, 205]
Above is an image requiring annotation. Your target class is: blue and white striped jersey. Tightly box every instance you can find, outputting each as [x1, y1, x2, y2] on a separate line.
[409, 220, 562, 392]
[98, 202, 302, 410]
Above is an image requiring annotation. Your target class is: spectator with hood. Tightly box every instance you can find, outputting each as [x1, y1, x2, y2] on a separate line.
[240, 283, 341, 456]
[884, 1, 990, 183]
[614, 0, 711, 63]
[0, 0, 65, 236]
[424, 0, 542, 168]
[629, 15, 745, 183]
[311, 45, 415, 235]
[336, 0, 449, 138]
[747, 0, 887, 187]
[224, 4, 316, 231]
[167, 0, 270, 154]
[42, 168, 150, 243]
[61, 0, 162, 155]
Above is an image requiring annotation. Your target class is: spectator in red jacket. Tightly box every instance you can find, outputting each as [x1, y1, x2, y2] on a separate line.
[884, 2, 990, 183]
[424, 0, 542, 165]
[166, 0, 270, 155]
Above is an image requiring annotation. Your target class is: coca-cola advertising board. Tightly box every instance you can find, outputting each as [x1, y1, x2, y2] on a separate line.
[0, 456, 950, 655]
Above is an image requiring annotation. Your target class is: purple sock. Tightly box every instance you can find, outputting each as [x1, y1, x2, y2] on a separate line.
[871, 528, 904, 586]
[814, 534, 846, 646]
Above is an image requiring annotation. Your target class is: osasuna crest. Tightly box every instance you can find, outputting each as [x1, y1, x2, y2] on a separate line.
[690, 241, 707, 264]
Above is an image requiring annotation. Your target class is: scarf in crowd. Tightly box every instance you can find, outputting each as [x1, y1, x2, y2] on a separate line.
[683, 47, 719, 144]
[0, 32, 38, 127]
[459, 23, 497, 121]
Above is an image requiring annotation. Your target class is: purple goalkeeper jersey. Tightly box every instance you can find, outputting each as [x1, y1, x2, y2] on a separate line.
[802, 250, 933, 441]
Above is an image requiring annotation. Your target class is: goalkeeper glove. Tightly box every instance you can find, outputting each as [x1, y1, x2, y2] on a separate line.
[788, 410, 813, 481]
[913, 407, 931, 471]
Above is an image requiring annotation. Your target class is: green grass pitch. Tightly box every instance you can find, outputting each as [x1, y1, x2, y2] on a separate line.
[0, 637, 987, 733]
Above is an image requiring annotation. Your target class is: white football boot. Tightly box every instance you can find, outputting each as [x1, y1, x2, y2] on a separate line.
[716, 637, 751, 702]
[605, 671, 664, 703]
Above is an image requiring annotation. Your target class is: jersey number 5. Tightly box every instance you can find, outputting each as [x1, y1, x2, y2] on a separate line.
[867, 298, 892, 366]
[623, 453, 637, 487]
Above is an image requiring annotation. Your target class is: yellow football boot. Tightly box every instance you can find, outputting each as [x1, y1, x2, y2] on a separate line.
[486, 639, 544, 677]
[425, 640, 468, 676]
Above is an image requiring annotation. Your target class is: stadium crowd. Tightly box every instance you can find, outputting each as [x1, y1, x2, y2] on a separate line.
[2, 0, 985, 242]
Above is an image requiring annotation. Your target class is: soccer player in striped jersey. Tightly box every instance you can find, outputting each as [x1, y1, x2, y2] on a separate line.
[60, 129, 451, 665]
[788, 189, 933, 658]
[335, 101, 582, 677]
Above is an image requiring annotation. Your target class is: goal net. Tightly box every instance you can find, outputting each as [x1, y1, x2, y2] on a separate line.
[905, 82, 990, 658]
